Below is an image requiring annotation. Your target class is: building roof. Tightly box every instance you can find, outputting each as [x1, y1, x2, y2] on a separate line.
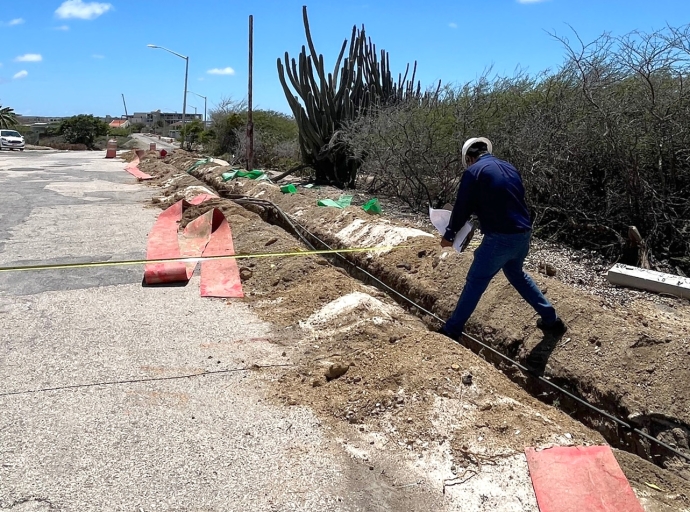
[109, 119, 129, 128]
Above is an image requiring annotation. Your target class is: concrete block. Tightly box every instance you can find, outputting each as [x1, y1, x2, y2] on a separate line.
[607, 264, 690, 298]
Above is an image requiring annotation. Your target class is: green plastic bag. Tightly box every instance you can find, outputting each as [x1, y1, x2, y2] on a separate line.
[317, 195, 353, 209]
[317, 199, 342, 208]
[362, 198, 381, 214]
[338, 195, 353, 207]
[281, 184, 297, 194]
[237, 169, 265, 179]
[221, 169, 265, 182]
[186, 158, 211, 174]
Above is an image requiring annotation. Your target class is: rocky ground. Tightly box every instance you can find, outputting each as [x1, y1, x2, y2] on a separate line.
[129, 150, 690, 512]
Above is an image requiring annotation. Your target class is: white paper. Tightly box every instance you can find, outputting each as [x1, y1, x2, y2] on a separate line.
[429, 207, 473, 253]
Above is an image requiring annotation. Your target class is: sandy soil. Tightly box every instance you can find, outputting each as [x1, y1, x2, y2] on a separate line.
[132, 151, 690, 511]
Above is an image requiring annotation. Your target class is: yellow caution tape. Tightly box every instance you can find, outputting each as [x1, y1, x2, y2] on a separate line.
[0, 245, 409, 273]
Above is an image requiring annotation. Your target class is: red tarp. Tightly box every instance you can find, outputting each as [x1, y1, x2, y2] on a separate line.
[124, 149, 154, 180]
[144, 195, 243, 298]
[525, 446, 644, 512]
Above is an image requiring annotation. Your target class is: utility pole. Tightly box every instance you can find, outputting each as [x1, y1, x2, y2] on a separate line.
[182, 56, 188, 149]
[247, 14, 254, 171]
[188, 91, 207, 127]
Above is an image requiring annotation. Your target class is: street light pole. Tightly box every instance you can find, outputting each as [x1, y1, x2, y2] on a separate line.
[147, 44, 189, 149]
[182, 56, 188, 148]
[188, 91, 207, 127]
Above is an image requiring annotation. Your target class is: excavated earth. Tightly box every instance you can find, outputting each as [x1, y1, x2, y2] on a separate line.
[129, 151, 690, 511]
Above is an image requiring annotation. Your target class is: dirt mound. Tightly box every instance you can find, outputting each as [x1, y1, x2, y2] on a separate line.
[130, 152, 216, 204]
[151, 154, 690, 479]
[118, 150, 137, 162]
[137, 154, 690, 509]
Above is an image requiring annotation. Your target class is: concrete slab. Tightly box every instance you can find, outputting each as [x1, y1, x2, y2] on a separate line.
[608, 264, 690, 299]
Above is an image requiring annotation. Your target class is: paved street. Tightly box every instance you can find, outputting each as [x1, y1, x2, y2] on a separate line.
[130, 133, 179, 151]
[0, 151, 416, 511]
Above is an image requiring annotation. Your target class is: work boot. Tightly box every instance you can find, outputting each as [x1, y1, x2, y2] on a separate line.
[435, 326, 461, 342]
[537, 317, 567, 335]
[435, 326, 450, 336]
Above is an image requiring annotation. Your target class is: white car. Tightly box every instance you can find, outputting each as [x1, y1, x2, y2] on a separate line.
[0, 129, 25, 151]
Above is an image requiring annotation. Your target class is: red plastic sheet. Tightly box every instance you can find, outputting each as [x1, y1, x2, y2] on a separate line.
[124, 149, 154, 180]
[199, 209, 244, 298]
[144, 195, 243, 298]
[525, 446, 644, 512]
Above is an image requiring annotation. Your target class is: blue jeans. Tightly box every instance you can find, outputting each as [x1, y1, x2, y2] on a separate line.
[444, 231, 557, 338]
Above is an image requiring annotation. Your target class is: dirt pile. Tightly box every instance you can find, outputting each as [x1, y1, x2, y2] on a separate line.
[130, 152, 690, 509]
[119, 150, 138, 162]
[144, 153, 690, 482]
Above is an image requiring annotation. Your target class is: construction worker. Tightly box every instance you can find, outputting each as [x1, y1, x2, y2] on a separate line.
[439, 137, 566, 340]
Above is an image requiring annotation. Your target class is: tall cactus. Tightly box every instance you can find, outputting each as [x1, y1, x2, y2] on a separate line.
[277, 5, 422, 188]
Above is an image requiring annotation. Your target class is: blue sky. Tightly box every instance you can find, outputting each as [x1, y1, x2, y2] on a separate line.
[1, 0, 689, 118]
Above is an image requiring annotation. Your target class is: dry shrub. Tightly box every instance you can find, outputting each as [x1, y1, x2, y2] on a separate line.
[340, 25, 690, 273]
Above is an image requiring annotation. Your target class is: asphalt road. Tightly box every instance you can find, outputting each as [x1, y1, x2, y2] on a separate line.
[130, 133, 179, 151]
[0, 151, 425, 511]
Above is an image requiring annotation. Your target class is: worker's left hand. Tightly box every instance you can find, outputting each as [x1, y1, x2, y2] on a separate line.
[440, 237, 453, 248]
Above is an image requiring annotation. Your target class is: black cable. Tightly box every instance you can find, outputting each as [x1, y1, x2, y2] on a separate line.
[188, 186, 689, 463]
[0, 364, 294, 398]
[249, 197, 690, 464]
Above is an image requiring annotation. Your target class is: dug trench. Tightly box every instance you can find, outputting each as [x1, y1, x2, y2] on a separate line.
[133, 151, 690, 509]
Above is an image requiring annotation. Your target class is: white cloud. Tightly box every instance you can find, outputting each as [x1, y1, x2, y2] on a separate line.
[55, 25, 70, 30]
[448, 22, 457, 29]
[55, 0, 113, 20]
[92, 54, 105, 59]
[207, 67, 235, 76]
[15, 54, 42, 62]
[13, 70, 28, 79]
[8, 18, 25, 26]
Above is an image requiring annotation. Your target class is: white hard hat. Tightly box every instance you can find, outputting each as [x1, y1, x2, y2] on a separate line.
[461, 137, 493, 168]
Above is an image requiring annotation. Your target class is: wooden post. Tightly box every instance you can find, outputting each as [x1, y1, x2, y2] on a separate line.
[246, 15, 254, 171]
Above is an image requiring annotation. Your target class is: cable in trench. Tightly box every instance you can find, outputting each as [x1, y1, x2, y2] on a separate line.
[227, 193, 690, 465]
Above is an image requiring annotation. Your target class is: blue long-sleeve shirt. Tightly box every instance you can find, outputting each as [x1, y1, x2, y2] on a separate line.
[443, 154, 532, 240]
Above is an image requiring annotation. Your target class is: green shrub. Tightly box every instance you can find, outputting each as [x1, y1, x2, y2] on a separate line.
[59, 115, 109, 148]
[108, 127, 130, 137]
[341, 25, 690, 272]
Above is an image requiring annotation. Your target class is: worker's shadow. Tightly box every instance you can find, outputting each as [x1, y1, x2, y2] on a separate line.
[524, 331, 565, 377]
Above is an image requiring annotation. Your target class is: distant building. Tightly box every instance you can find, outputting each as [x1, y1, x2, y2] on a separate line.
[128, 110, 202, 128]
[16, 115, 66, 126]
[109, 119, 130, 129]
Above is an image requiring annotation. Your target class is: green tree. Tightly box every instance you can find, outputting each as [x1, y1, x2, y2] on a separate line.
[0, 105, 18, 129]
[180, 119, 206, 149]
[252, 110, 298, 145]
[205, 97, 300, 167]
[59, 115, 109, 148]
